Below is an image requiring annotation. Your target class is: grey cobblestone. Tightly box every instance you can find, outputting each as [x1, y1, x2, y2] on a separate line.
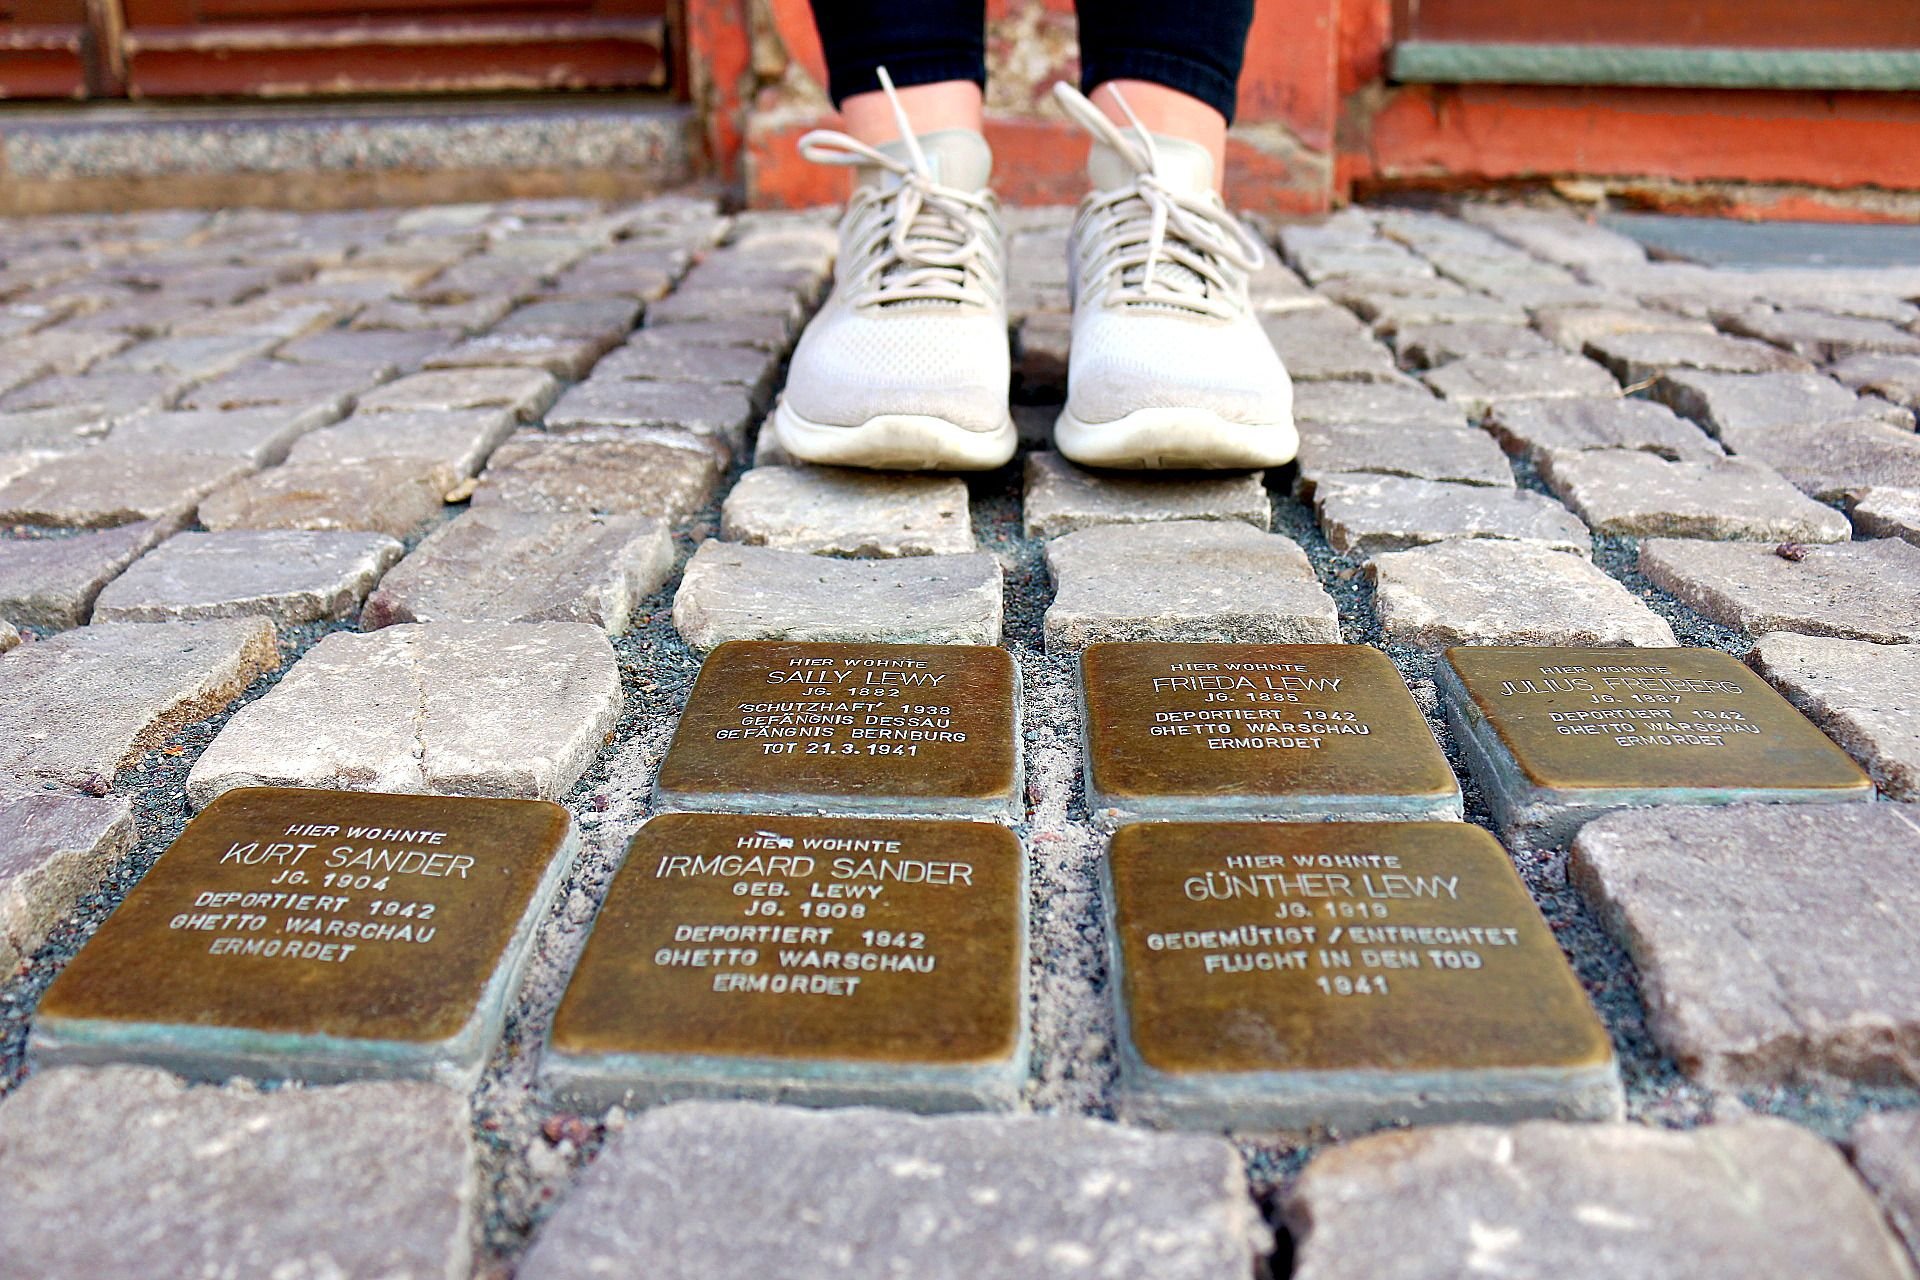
[1357, 292, 1528, 331]
[1654, 370, 1913, 437]
[1285, 1118, 1912, 1280]
[422, 332, 617, 379]
[0, 783, 133, 972]
[1722, 418, 1920, 504]
[92, 529, 403, 624]
[187, 621, 620, 806]
[592, 332, 779, 395]
[0, 449, 254, 529]
[1531, 304, 1714, 352]
[356, 367, 559, 421]
[1022, 451, 1268, 538]
[1539, 451, 1850, 541]
[364, 509, 672, 631]
[1485, 396, 1722, 464]
[1586, 331, 1814, 385]
[1833, 353, 1920, 410]
[721, 465, 974, 557]
[100, 333, 280, 383]
[1749, 632, 1920, 800]
[1640, 537, 1920, 642]
[1393, 321, 1556, 369]
[672, 542, 1004, 650]
[0, 618, 277, 788]
[1852, 488, 1920, 544]
[1369, 539, 1677, 649]
[105, 405, 339, 466]
[1460, 205, 1649, 269]
[200, 458, 451, 538]
[0, 519, 178, 629]
[518, 1103, 1265, 1280]
[0, 371, 181, 423]
[1292, 379, 1465, 428]
[472, 427, 725, 520]
[1044, 520, 1338, 649]
[1718, 306, 1920, 363]
[1295, 420, 1514, 496]
[545, 379, 757, 446]
[1423, 353, 1620, 413]
[283, 408, 518, 484]
[1852, 1111, 1920, 1265]
[278, 326, 458, 372]
[1316, 474, 1590, 556]
[1573, 804, 1920, 1088]
[1261, 308, 1404, 382]
[177, 359, 389, 415]
[0, 1067, 477, 1280]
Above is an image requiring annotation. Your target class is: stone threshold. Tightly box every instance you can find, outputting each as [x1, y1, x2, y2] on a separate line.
[0, 94, 702, 216]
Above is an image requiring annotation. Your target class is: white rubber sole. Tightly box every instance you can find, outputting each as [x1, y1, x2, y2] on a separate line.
[771, 398, 1017, 472]
[1054, 405, 1299, 471]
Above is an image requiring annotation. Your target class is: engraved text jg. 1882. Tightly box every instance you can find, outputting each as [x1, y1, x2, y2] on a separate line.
[654, 641, 1022, 819]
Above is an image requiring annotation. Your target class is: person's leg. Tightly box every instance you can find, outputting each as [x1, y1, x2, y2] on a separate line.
[1049, 0, 1292, 471]
[810, 0, 986, 144]
[1075, 0, 1254, 189]
[775, 2, 1014, 472]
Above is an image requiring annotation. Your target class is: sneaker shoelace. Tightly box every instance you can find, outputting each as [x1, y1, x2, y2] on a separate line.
[1052, 81, 1266, 321]
[798, 69, 1000, 310]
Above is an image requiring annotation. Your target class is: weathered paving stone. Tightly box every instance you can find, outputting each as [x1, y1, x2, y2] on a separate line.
[0, 618, 277, 788]
[1654, 369, 1913, 436]
[1834, 353, 1920, 409]
[1531, 304, 1714, 352]
[1640, 538, 1920, 642]
[422, 332, 615, 379]
[1393, 321, 1556, 369]
[1359, 293, 1529, 332]
[635, 314, 794, 352]
[1572, 804, 1920, 1087]
[284, 408, 517, 483]
[0, 406, 109, 455]
[1295, 420, 1514, 497]
[102, 333, 281, 383]
[0, 1067, 479, 1279]
[1723, 418, 1920, 504]
[1485, 397, 1723, 464]
[1108, 821, 1617, 1129]
[1044, 521, 1338, 650]
[516, 1102, 1266, 1280]
[1443, 647, 1869, 844]
[1719, 306, 1920, 362]
[1423, 354, 1621, 414]
[176, 359, 389, 415]
[1853, 487, 1920, 544]
[495, 296, 640, 340]
[92, 530, 403, 624]
[472, 427, 726, 521]
[363, 509, 672, 631]
[722, 465, 974, 557]
[1852, 1111, 1920, 1263]
[1261, 309, 1404, 382]
[0, 519, 178, 629]
[546, 379, 758, 445]
[1749, 632, 1920, 800]
[105, 405, 340, 466]
[1282, 1118, 1915, 1280]
[0, 783, 134, 971]
[1317, 475, 1590, 557]
[672, 543, 1003, 650]
[1022, 452, 1268, 538]
[1291, 379, 1465, 428]
[591, 331, 778, 396]
[4, 329, 130, 378]
[352, 296, 514, 334]
[0, 449, 254, 528]
[354, 367, 559, 421]
[547, 813, 1025, 1102]
[1370, 541, 1678, 650]
[278, 326, 459, 372]
[0, 370, 182, 422]
[186, 622, 621, 807]
[1539, 451, 1850, 541]
[200, 459, 450, 538]
[1586, 330, 1815, 384]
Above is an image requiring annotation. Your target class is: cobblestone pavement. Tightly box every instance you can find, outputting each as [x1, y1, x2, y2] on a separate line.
[3, 197, 1920, 1277]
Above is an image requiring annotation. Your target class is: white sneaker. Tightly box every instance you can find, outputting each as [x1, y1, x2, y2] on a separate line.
[1051, 82, 1296, 470]
[771, 76, 1016, 472]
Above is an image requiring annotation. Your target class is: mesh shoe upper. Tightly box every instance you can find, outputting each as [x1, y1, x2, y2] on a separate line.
[781, 127, 1011, 434]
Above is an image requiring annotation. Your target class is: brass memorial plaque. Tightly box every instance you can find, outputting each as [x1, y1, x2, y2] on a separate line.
[32, 787, 575, 1087]
[1106, 821, 1620, 1131]
[1440, 646, 1872, 842]
[1081, 642, 1460, 820]
[545, 812, 1026, 1111]
[654, 641, 1022, 818]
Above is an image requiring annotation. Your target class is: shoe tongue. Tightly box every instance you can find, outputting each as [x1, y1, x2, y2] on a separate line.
[1087, 133, 1215, 197]
[861, 128, 993, 193]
